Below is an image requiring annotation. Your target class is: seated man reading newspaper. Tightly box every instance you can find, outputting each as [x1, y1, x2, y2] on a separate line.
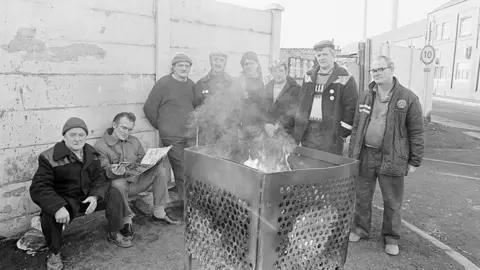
[94, 112, 181, 243]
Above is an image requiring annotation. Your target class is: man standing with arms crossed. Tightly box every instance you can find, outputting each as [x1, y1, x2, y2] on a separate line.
[348, 55, 425, 256]
[144, 53, 196, 202]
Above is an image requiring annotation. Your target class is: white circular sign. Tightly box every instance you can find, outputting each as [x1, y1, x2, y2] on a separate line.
[420, 45, 436, 65]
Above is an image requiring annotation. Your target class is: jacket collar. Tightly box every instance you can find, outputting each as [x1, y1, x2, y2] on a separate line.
[203, 70, 232, 83]
[53, 141, 98, 163]
[307, 63, 348, 89]
[266, 75, 297, 89]
[368, 76, 400, 93]
[103, 128, 134, 146]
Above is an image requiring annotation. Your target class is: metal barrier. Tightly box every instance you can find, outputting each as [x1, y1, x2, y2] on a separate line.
[184, 140, 358, 270]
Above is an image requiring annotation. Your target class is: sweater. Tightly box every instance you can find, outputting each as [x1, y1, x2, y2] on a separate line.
[144, 75, 195, 138]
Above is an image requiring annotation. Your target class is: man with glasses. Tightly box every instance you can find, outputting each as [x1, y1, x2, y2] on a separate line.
[293, 40, 358, 155]
[348, 55, 424, 256]
[95, 112, 181, 243]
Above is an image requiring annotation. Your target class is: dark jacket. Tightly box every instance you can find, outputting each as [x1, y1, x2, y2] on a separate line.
[263, 76, 301, 135]
[94, 128, 145, 180]
[293, 63, 358, 148]
[30, 142, 108, 217]
[230, 74, 267, 139]
[194, 71, 233, 106]
[348, 77, 425, 176]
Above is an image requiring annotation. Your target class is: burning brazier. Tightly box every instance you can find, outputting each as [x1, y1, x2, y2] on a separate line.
[184, 140, 359, 270]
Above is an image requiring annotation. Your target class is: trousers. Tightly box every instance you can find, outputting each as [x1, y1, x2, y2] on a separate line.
[111, 158, 170, 220]
[160, 137, 195, 200]
[352, 146, 405, 245]
[40, 187, 124, 254]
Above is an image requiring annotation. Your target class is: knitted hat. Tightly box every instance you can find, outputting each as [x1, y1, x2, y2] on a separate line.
[62, 117, 88, 136]
[209, 51, 228, 59]
[313, 40, 335, 51]
[269, 59, 287, 71]
[240, 51, 259, 66]
[172, 53, 192, 66]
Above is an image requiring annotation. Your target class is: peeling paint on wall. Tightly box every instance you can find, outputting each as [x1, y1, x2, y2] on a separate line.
[3, 155, 38, 185]
[2, 187, 26, 198]
[1, 206, 13, 214]
[1, 28, 106, 63]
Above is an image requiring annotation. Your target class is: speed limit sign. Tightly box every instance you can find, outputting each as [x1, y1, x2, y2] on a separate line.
[420, 45, 435, 65]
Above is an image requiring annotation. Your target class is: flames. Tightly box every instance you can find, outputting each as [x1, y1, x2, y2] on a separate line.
[243, 146, 292, 173]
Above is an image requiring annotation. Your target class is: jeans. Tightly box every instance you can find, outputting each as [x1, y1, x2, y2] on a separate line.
[352, 146, 405, 245]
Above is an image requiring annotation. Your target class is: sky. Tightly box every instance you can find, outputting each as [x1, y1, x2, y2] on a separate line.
[218, 0, 447, 48]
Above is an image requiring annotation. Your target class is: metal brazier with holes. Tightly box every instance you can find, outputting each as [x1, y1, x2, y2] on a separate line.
[184, 140, 359, 270]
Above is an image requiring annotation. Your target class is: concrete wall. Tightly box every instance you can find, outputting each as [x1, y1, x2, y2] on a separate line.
[0, 0, 279, 238]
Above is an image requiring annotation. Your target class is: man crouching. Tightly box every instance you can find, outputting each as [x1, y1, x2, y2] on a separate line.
[94, 112, 181, 240]
[30, 117, 129, 270]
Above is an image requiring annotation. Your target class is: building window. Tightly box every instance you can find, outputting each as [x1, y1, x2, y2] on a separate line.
[436, 24, 441, 40]
[436, 22, 451, 40]
[435, 66, 446, 79]
[442, 22, 450, 39]
[455, 62, 470, 80]
[459, 17, 472, 36]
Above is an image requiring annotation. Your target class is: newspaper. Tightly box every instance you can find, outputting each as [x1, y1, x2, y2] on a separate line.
[120, 146, 172, 177]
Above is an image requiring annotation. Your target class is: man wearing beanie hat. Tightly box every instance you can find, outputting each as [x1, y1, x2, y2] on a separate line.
[193, 51, 233, 145]
[293, 40, 358, 155]
[144, 53, 196, 202]
[30, 117, 130, 270]
[230, 51, 268, 141]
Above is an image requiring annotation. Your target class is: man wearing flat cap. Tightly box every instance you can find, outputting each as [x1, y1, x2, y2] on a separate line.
[30, 117, 129, 270]
[144, 53, 196, 202]
[263, 60, 301, 139]
[293, 40, 358, 155]
[193, 51, 233, 145]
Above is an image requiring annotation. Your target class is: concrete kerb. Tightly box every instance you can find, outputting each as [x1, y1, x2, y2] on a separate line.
[433, 96, 480, 108]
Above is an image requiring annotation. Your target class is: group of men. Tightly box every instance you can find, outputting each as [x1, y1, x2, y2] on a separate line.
[29, 39, 424, 270]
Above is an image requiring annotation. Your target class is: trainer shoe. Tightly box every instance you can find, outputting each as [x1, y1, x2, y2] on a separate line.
[349, 232, 361, 242]
[385, 244, 400, 256]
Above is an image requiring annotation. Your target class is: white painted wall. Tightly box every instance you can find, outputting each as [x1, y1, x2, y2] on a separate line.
[0, 0, 278, 238]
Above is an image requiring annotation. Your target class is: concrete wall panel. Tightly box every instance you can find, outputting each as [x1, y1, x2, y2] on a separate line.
[0, 40, 154, 75]
[1, 1, 155, 47]
[0, 182, 39, 222]
[0, 104, 154, 148]
[0, 75, 155, 111]
[170, 0, 271, 34]
[170, 22, 271, 55]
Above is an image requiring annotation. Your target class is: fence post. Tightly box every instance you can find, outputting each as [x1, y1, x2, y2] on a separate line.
[266, 4, 285, 66]
[358, 42, 366, 92]
[155, 0, 172, 80]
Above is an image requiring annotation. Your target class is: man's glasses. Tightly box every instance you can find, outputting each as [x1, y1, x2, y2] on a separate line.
[369, 67, 390, 73]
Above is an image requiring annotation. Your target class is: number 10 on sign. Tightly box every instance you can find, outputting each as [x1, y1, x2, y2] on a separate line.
[420, 45, 435, 65]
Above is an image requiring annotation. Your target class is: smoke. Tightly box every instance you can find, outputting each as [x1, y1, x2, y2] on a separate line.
[188, 76, 298, 173]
